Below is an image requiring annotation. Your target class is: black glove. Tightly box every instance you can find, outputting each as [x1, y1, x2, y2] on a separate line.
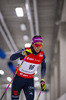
[40, 79, 46, 91]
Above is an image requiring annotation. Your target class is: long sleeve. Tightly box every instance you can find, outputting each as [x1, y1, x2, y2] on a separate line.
[10, 48, 25, 61]
[41, 55, 46, 78]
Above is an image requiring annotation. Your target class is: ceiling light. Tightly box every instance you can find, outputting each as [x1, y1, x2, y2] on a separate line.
[25, 43, 31, 47]
[34, 77, 39, 81]
[20, 24, 26, 31]
[35, 82, 40, 87]
[15, 7, 24, 17]
[7, 77, 12, 82]
[1, 84, 12, 88]
[23, 35, 29, 41]
[6, 84, 12, 88]
[0, 70, 4, 75]
[35, 71, 37, 75]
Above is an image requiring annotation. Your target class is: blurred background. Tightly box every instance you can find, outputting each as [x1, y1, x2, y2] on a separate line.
[0, 0, 66, 100]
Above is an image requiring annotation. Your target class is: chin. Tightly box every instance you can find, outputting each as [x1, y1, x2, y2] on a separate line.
[36, 50, 40, 53]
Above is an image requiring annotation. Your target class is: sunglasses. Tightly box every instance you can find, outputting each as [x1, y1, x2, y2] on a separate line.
[34, 44, 43, 47]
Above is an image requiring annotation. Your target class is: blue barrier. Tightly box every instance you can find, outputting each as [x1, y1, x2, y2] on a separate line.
[7, 62, 15, 74]
[0, 48, 6, 59]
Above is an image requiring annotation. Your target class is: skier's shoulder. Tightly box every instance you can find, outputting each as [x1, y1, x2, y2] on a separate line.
[25, 47, 31, 50]
[40, 50, 44, 56]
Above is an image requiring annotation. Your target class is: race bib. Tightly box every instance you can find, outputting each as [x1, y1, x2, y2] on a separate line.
[19, 61, 39, 74]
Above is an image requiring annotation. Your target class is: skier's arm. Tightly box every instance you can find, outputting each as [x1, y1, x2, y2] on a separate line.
[40, 55, 46, 91]
[41, 55, 46, 79]
[10, 48, 25, 61]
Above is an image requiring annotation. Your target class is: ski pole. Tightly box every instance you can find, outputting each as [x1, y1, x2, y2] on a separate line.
[0, 49, 32, 100]
[37, 90, 42, 100]
[0, 58, 25, 100]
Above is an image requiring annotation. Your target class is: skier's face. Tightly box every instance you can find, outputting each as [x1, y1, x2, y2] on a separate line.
[32, 42, 43, 53]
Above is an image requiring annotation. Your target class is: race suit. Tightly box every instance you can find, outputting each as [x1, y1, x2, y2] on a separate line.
[10, 45, 46, 100]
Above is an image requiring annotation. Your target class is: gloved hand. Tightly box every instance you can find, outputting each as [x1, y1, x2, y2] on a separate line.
[23, 48, 32, 56]
[40, 79, 46, 91]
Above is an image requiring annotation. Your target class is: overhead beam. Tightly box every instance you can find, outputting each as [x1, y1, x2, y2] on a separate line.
[25, 0, 35, 38]
[0, 25, 14, 52]
[33, 0, 39, 35]
[0, 11, 18, 51]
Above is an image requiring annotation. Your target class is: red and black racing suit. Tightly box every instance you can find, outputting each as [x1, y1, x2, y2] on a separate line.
[10, 45, 46, 100]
